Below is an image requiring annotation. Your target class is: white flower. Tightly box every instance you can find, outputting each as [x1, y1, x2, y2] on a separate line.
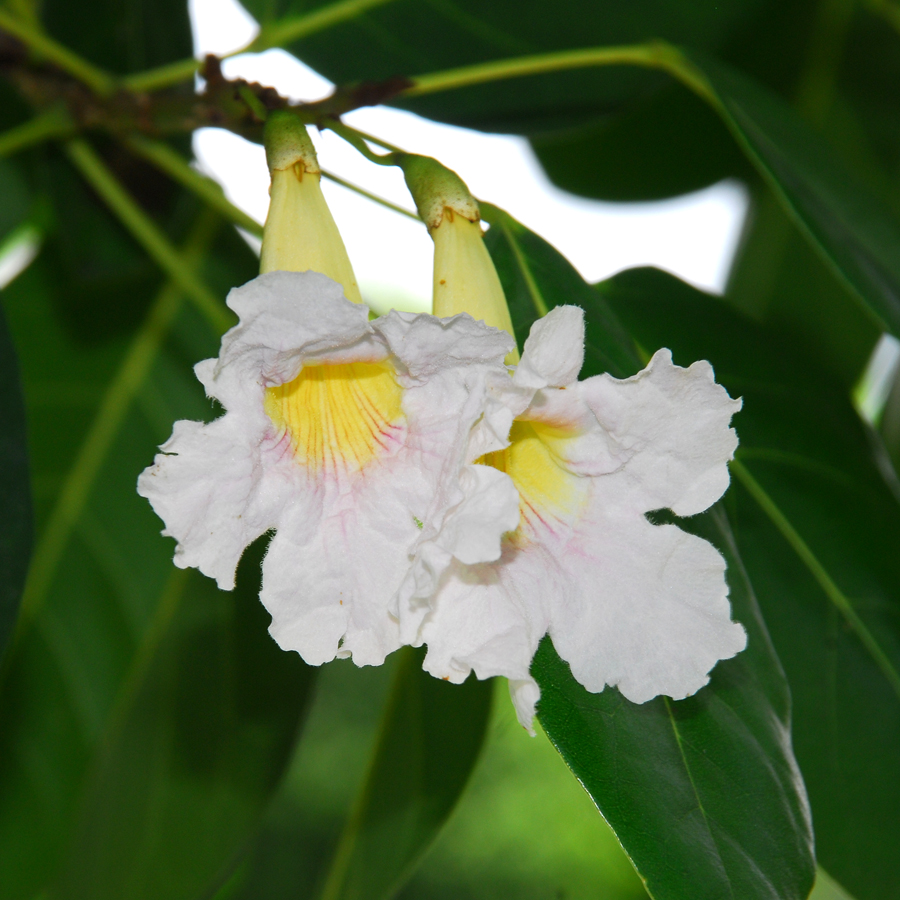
[138, 270, 518, 668]
[400, 305, 747, 731]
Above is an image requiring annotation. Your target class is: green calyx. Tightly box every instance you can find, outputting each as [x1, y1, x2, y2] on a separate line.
[399, 154, 480, 230]
[264, 109, 320, 175]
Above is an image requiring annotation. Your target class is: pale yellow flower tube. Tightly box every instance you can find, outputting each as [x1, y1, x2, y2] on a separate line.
[260, 110, 362, 305]
[401, 154, 518, 363]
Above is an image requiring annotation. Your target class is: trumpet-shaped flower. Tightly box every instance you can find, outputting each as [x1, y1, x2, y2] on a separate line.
[138, 270, 519, 667]
[399, 305, 747, 730]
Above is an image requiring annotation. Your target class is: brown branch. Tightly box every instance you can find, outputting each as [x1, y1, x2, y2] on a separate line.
[1, 28, 413, 148]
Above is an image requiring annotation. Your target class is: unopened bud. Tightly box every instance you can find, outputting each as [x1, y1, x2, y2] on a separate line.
[401, 154, 517, 363]
[260, 110, 362, 304]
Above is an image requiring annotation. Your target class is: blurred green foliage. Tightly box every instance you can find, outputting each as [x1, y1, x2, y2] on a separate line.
[1, 0, 900, 898]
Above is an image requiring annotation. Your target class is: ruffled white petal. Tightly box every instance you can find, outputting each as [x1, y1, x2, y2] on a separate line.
[509, 678, 542, 735]
[142, 268, 746, 727]
[374, 310, 515, 379]
[415, 545, 550, 733]
[137, 416, 286, 590]
[210, 271, 382, 413]
[513, 304, 585, 390]
[437, 465, 520, 566]
[582, 349, 741, 516]
[394, 463, 519, 643]
[547, 511, 747, 704]
[261, 464, 425, 666]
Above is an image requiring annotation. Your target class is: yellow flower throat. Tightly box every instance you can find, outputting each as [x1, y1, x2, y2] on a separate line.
[480, 420, 583, 538]
[264, 362, 404, 474]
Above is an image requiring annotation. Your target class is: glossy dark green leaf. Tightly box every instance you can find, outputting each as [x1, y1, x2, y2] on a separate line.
[320, 646, 493, 900]
[0, 159, 31, 246]
[242, 0, 833, 208]
[725, 187, 879, 389]
[217, 660, 402, 900]
[481, 205, 640, 379]
[484, 218, 814, 899]
[607, 266, 900, 900]
[0, 303, 32, 663]
[54, 537, 314, 900]
[40, 145, 190, 342]
[254, 0, 900, 329]
[533, 506, 815, 900]
[252, 0, 771, 134]
[531, 80, 749, 202]
[527, 0, 821, 202]
[691, 52, 900, 339]
[43, 0, 192, 76]
[0, 222, 313, 900]
[396, 678, 649, 900]
[840, 11, 900, 180]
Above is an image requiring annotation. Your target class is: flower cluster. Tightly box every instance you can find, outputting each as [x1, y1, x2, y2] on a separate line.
[140, 270, 517, 667]
[139, 116, 745, 730]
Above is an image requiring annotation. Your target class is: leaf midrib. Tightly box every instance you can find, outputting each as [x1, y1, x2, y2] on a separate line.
[663, 696, 737, 900]
[497, 219, 549, 319]
[732, 458, 900, 703]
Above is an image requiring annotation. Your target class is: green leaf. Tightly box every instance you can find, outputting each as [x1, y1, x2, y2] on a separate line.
[0, 221, 313, 899]
[484, 216, 814, 900]
[0, 159, 31, 246]
[54, 537, 315, 900]
[239, 0, 837, 207]
[42, 0, 192, 76]
[398, 679, 649, 900]
[531, 80, 750, 202]
[257, 0, 776, 134]
[725, 187, 879, 389]
[255, 1, 900, 334]
[527, 0, 844, 202]
[606, 266, 900, 900]
[691, 52, 900, 339]
[481, 205, 640, 379]
[40, 146, 189, 342]
[533, 504, 815, 900]
[0, 302, 32, 663]
[319, 646, 493, 900]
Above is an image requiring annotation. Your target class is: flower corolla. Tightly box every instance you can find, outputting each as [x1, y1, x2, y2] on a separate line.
[138, 270, 518, 667]
[398, 304, 747, 731]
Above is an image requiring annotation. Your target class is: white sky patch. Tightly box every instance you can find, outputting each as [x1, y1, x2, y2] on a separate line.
[854, 332, 900, 425]
[189, 0, 749, 313]
[0, 226, 41, 290]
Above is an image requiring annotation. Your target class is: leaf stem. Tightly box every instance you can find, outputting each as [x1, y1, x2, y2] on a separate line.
[254, 0, 401, 51]
[863, 0, 900, 37]
[403, 41, 717, 106]
[325, 118, 398, 165]
[321, 168, 419, 220]
[121, 56, 206, 94]
[122, 0, 402, 93]
[732, 458, 900, 702]
[0, 105, 74, 158]
[123, 135, 264, 237]
[11, 210, 220, 644]
[337, 125, 404, 155]
[0, 8, 115, 95]
[65, 138, 232, 334]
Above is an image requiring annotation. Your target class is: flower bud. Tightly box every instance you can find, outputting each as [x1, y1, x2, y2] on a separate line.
[260, 110, 362, 304]
[400, 155, 518, 363]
